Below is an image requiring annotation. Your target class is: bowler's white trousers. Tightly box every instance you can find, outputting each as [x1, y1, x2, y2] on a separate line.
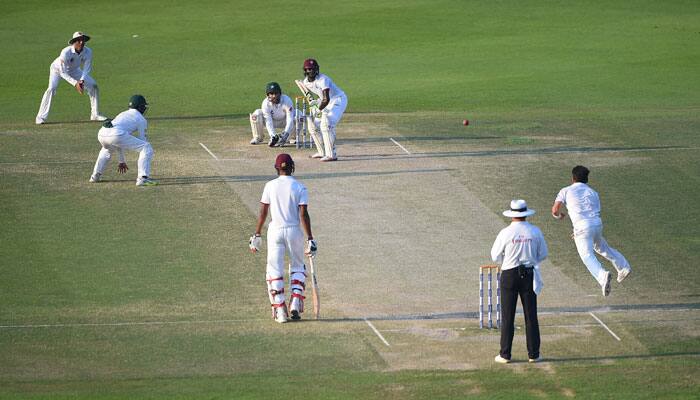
[266, 225, 306, 306]
[92, 127, 153, 180]
[37, 67, 101, 121]
[573, 224, 630, 286]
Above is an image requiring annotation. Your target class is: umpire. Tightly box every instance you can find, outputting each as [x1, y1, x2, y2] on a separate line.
[490, 199, 548, 363]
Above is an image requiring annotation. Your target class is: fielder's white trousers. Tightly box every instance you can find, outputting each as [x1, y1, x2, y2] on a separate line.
[266, 225, 306, 305]
[573, 224, 630, 286]
[37, 67, 101, 121]
[93, 128, 154, 180]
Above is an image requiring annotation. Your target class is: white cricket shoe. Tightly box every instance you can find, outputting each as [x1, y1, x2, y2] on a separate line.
[602, 271, 612, 297]
[136, 177, 158, 187]
[528, 356, 543, 363]
[250, 138, 261, 145]
[494, 355, 511, 364]
[617, 268, 631, 283]
[274, 306, 288, 324]
[310, 152, 324, 159]
[320, 156, 338, 162]
[35, 118, 46, 125]
[289, 296, 303, 321]
[89, 173, 101, 183]
[91, 114, 108, 122]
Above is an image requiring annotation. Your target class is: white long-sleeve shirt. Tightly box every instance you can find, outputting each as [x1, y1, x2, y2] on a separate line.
[51, 46, 93, 85]
[555, 182, 602, 230]
[302, 73, 346, 100]
[491, 221, 548, 271]
[261, 94, 294, 136]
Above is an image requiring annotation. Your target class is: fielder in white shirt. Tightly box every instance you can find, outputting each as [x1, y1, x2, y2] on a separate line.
[552, 165, 631, 297]
[249, 154, 317, 323]
[36, 32, 107, 125]
[89, 95, 157, 187]
[300, 58, 348, 162]
[491, 200, 548, 364]
[249, 82, 295, 147]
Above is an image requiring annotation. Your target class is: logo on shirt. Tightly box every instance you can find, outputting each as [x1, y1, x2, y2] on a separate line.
[512, 235, 532, 244]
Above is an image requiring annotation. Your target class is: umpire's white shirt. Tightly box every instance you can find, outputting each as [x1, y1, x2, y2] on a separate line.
[100, 109, 148, 140]
[555, 182, 602, 230]
[52, 46, 93, 84]
[260, 176, 308, 229]
[491, 221, 548, 271]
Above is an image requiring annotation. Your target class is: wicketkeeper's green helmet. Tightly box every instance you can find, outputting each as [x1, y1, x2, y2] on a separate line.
[265, 82, 282, 94]
[128, 94, 148, 113]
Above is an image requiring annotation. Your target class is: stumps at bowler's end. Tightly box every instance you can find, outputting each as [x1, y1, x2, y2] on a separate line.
[478, 265, 500, 329]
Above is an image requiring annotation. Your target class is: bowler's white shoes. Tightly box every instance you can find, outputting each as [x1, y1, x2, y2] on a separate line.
[617, 268, 631, 283]
[602, 271, 612, 297]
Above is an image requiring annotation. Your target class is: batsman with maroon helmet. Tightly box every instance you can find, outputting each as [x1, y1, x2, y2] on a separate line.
[249, 154, 317, 323]
[299, 58, 347, 162]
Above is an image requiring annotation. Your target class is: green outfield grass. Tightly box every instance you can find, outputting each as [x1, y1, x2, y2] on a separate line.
[1, 0, 699, 399]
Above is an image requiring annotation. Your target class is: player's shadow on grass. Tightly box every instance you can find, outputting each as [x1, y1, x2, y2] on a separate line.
[156, 167, 454, 186]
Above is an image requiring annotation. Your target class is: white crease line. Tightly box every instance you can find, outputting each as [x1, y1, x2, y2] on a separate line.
[389, 138, 411, 155]
[0, 319, 266, 329]
[589, 312, 621, 341]
[199, 142, 219, 161]
[364, 318, 391, 347]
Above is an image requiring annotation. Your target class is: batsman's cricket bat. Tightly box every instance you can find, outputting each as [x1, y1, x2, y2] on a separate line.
[295, 79, 312, 100]
[308, 255, 320, 319]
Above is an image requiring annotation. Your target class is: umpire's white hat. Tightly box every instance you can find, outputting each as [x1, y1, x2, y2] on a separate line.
[503, 199, 536, 218]
[69, 32, 90, 44]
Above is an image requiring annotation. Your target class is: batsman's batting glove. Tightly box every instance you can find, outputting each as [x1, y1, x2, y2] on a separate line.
[249, 234, 262, 253]
[308, 99, 321, 107]
[305, 239, 317, 257]
[309, 105, 322, 119]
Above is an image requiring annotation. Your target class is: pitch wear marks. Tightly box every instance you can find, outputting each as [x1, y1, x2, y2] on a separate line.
[36, 45, 103, 122]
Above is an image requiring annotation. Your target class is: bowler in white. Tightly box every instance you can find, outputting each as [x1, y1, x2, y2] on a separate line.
[36, 32, 107, 124]
[552, 165, 631, 297]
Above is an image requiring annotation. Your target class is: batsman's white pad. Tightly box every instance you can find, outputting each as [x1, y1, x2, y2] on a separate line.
[249, 109, 265, 142]
[320, 115, 337, 158]
[266, 275, 285, 304]
[306, 116, 324, 155]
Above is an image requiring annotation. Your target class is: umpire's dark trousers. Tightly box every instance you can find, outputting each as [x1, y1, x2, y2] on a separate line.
[499, 267, 540, 360]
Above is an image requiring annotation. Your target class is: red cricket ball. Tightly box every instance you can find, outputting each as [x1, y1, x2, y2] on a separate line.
[463, 119, 469, 126]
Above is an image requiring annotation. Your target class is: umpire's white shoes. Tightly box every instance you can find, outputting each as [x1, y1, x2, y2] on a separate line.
[35, 118, 46, 125]
[617, 268, 631, 283]
[528, 356, 543, 363]
[91, 114, 108, 122]
[136, 177, 158, 187]
[89, 173, 101, 183]
[602, 271, 612, 297]
[494, 355, 511, 364]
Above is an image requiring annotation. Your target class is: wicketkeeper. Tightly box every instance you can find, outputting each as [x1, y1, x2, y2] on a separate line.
[250, 154, 317, 323]
[36, 32, 107, 125]
[249, 82, 295, 147]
